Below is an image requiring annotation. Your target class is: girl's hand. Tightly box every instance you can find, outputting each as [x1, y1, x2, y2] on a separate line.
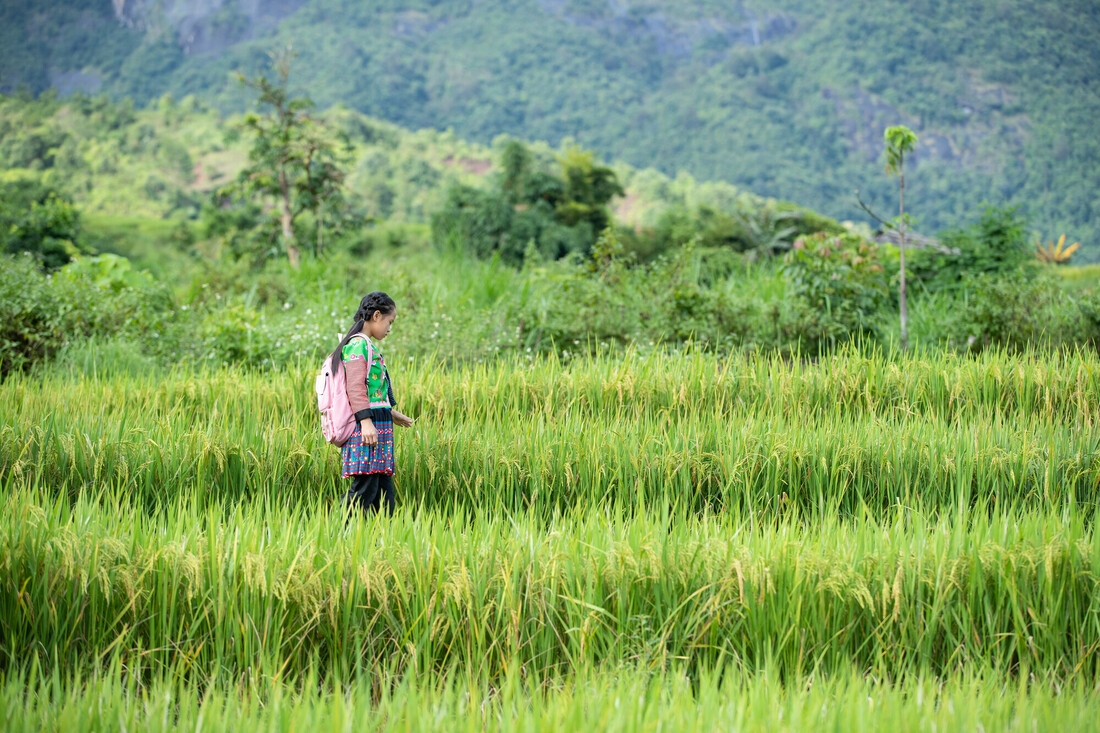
[392, 410, 414, 428]
[360, 419, 379, 446]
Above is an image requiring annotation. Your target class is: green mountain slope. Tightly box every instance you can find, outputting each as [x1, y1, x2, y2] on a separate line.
[2, 0, 1098, 260]
[0, 90, 774, 253]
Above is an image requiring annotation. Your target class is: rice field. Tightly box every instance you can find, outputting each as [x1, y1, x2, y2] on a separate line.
[2, 344, 1099, 730]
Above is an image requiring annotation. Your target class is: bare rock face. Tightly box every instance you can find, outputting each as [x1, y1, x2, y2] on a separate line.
[112, 0, 149, 29]
[112, 0, 306, 55]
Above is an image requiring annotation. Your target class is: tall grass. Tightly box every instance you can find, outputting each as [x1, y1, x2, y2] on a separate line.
[3, 343, 1098, 726]
[3, 483, 1098, 684]
[3, 345, 1097, 514]
[5, 661, 1100, 732]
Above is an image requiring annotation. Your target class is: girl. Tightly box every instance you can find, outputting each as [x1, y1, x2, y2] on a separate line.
[331, 291, 414, 516]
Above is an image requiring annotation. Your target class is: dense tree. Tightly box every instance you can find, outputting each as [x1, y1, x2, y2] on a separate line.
[223, 48, 351, 267]
[0, 179, 86, 270]
[431, 140, 623, 266]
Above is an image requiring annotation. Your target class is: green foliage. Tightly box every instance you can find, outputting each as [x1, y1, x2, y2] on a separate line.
[431, 184, 515, 260]
[222, 50, 353, 265]
[0, 253, 173, 376]
[0, 179, 86, 269]
[0, 254, 60, 376]
[781, 232, 889, 348]
[58, 252, 155, 292]
[1077, 288, 1100, 344]
[638, 198, 844, 265]
[884, 125, 917, 178]
[431, 140, 622, 265]
[962, 270, 1096, 353]
[908, 206, 1036, 292]
[556, 145, 625, 233]
[199, 199, 268, 261]
[511, 233, 801, 355]
[2, 1, 1099, 259]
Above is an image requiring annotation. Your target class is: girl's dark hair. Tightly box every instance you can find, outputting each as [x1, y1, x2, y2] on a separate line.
[330, 291, 396, 372]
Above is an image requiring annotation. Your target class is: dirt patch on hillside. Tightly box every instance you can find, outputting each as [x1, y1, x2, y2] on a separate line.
[443, 156, 492, 175]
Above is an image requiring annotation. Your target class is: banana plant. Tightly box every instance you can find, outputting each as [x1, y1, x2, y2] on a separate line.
[1035, 233, 1080, 264]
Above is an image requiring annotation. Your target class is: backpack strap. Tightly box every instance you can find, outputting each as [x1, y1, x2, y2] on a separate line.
[345, 333, 381, 370]
[334, 332, 369, 364]
[344, 333, 391, 407]
[348, 333, 372, 361]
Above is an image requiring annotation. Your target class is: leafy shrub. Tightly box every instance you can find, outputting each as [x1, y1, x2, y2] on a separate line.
[781, 232, 889, 350]
[513, 232, 771, 354]
[193, 304, 272, 367]
[0, 254, 61, 376]
[430, 184, 515, 261]
[0, 253, 174, 377]
[199, 199, 267, 262]
[908, 206, 1036, 293]
[430, 141, 622, 266]
[773, 201, 848, 239]
[55, 255, 174, 344]
[1076, 288, 1100, 346]
[961, 271, 1091, 352]
[0, 179, 88, 270]
[639, 201, 841, 264]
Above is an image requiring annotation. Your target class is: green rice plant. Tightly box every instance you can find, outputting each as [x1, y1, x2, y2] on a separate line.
[2, 483, 1098, 685]
[4, 660, 1100, 733]
[2, 345, 1096, 514]
[2, 343, 1097, 726]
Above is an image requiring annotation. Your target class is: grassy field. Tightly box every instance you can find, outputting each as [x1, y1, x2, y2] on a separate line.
[1057, 263, 1100, 292]
[2, 345, 1099, 729]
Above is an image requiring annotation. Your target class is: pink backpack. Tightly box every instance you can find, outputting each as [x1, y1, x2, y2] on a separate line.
[315, 333, 369, 447]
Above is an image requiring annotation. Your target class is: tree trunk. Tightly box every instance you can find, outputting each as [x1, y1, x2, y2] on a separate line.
[279, 171, 300, 268]
[898, 169, 908, 351]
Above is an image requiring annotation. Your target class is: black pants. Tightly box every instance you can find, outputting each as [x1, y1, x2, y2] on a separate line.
[343, 472, 395, 517]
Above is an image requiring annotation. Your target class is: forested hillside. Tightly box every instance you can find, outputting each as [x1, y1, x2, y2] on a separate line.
[0, 90, 784, 238]
[1, 0, 1096, 260]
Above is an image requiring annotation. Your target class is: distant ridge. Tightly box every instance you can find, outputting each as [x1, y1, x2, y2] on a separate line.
[1, 0, 1097, 260]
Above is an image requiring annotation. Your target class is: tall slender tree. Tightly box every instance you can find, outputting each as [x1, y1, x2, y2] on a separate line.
[228, 47, 349, 267]
[858, 126, 919, 350]
[884, 125, 917, 350]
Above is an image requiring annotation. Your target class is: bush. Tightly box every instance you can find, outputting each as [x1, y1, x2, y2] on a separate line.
[0, 254, 62, 376]
[0, 179, 88, 270]
[55, 255, 175, 344]
[430, 142, 622, 266]
[637, 201, 841, 265]
[430, 184, 515, 261]
[961, 271, 1092, 352]
[193, 304, 272, 367]
[780, 232, 889, 350]
[908, 206, 1036, 293]
[1076, 288, 1100, 346]
[0, 253, 175, 377]
[513, 233, 773, 354]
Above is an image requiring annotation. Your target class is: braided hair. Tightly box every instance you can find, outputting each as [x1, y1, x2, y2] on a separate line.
[330, 291, 396, 374]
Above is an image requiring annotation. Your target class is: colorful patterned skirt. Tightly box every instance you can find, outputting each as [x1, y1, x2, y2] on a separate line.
[341, 408, 395, 478]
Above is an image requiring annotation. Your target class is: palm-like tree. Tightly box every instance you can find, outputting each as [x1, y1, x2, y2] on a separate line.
[1035, 234, 1080, 264]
